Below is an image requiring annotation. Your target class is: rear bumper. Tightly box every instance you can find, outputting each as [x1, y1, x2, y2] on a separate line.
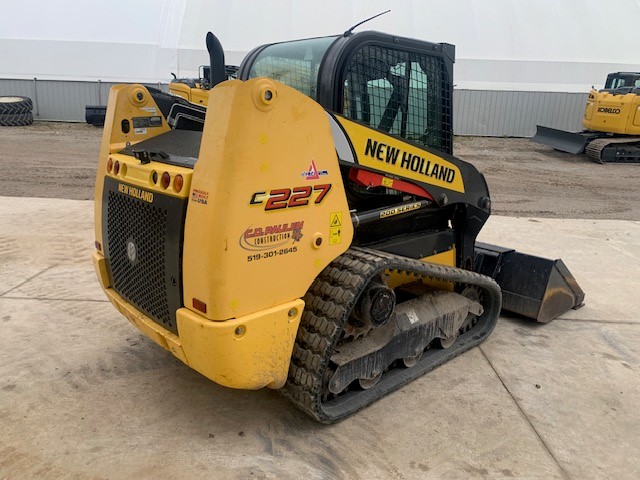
[93, 251, 302, 389]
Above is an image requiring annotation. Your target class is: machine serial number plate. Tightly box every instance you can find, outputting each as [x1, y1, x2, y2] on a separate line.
[132, 116, 163, 128]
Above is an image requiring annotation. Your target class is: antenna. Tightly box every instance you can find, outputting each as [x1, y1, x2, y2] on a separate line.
[344, 10, 391, 37]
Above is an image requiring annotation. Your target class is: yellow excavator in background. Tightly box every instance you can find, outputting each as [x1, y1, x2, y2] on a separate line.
[533, 72, 640, 163]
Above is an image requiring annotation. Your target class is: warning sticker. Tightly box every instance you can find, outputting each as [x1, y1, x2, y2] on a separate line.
[330, 227, 341, 244]
[329, 211, 342, 245]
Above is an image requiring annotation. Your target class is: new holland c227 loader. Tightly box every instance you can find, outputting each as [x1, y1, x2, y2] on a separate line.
[93, 30, 584, 423]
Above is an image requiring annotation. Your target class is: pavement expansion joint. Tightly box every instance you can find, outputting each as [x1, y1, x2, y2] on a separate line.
[554, 318, 639, 326]
[0, 296, 109, 303]
[478, 345, 572, 480]
[0, 264, 58, 297]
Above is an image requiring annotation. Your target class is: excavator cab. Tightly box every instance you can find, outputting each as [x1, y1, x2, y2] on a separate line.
[604, 72, 640, 91]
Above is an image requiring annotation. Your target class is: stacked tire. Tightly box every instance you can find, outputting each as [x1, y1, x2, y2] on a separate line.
[0, 96, 34, 126]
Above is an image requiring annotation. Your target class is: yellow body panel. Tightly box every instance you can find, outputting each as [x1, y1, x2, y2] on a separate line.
[106, 154, 193, 199]
[583, 89, 640, 135]
[176, 301, 302, 389]
[93, 84, 171, 249]
[169, 82, 210, 106]
[93, 250, 301, 389]
[94, 80, 353, 389]
[335, 116, 465, 193]
[93, 80, 460, 392]
[182, 78, 354, 320]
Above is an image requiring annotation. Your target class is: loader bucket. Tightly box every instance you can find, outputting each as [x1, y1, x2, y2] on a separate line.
[474, 243, 584, 323]
[531, 125, 590, 154]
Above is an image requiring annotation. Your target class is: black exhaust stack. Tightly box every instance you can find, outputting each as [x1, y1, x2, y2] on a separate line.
[206, 32, 227, 89]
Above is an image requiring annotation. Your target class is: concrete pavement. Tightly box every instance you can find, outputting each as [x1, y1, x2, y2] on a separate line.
[1, 197, 639, 479]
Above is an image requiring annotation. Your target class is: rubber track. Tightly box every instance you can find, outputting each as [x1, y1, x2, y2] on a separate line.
[281, 246, 502, 423]
[585, 136, 640, 163]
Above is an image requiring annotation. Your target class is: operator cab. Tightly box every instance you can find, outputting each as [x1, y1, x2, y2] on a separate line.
[135, 32, 456, 174]
[238, 32, 455, 155]
[603, 72, 640, 94]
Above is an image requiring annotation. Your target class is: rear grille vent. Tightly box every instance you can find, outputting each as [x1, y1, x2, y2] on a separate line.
[106, 190, 173, 329]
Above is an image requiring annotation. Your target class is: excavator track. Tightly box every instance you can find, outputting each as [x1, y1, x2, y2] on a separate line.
[281, 247, 502, 423]
[585, 136, 640, 163]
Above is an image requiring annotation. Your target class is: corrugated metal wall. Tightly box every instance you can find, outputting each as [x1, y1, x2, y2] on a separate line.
[0, 79, 167, 122]
[0, 79, 585, 137]
[453, 90, 585, 137]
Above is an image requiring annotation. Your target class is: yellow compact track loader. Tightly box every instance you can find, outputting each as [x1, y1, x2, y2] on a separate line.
[533, 72, 640, 163]
[93, 31, 584, 422]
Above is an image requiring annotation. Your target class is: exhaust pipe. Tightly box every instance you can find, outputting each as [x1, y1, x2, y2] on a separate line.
[206, 32, 227, 89]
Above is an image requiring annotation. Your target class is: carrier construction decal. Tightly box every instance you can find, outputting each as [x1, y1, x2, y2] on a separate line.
[332, 116, 465, 193]
[240, 221, 304, 256]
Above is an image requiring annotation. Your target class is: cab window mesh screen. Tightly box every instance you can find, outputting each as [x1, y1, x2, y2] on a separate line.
[342, 44, 451, 152]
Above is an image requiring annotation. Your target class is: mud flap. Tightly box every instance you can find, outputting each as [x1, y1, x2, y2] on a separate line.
[474, 242, 584, 323]
[531, 125, 598, 154]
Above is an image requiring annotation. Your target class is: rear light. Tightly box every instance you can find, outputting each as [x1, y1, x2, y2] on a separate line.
[174, 174, 184, 193]
[95, 241, 102, 251]
[106, 158, 113, 173]
[113, 161, 120, 175]
[193, 298, 207, 313]
[152, 171, 158, 184]
[161, 172, 170, 189]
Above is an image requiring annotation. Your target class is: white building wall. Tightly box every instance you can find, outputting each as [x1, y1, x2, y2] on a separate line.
[0, 0, 637, 135]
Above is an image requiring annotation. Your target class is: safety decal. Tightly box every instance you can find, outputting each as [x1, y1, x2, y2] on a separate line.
[133, 116, 163, 128]
[329, 212, 342, 245]
[301, 160, 328, 180]
[250, 184, 332, 210]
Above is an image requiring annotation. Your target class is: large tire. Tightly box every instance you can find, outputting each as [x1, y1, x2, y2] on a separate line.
[0, 96, 33, 114]
[0, 112, 34, 126]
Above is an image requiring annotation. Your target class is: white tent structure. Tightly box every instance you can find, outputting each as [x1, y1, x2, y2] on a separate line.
[1, 0, 639, 134]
